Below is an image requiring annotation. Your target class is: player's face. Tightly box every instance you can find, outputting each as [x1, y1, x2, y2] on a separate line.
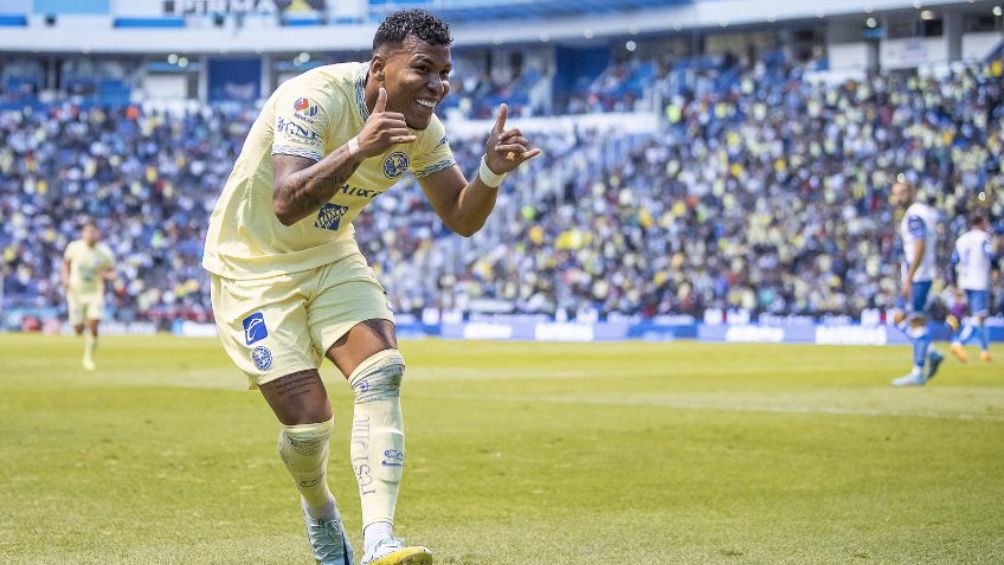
[890, 183, 913, 208]
[83, 225, 99, 245]
[376, 36, 452, 130]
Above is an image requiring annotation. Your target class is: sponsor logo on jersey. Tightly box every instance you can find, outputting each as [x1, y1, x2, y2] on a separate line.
[383, 151, 409, 179]
[315, 203, 350, 231]
[436, 134, 448, 147]
[276, 116, 321, 146]
[336, 183, 382, 200]
[251, 346, 273, 371]
[293, 97, 318, 117]
[242, 312, 268, 345]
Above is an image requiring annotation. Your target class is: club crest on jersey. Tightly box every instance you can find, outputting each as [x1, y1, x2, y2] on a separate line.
[251, 346, 272, 371]
[383, 151, 409, 179]
[242, 312, 268, 345]
[293, 97, 318, 117]
[315, 203, 349, 231]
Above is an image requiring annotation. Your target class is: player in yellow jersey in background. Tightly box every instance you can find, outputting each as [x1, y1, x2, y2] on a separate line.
[61, 221, 116, 371]
[202, 9, 539, 565]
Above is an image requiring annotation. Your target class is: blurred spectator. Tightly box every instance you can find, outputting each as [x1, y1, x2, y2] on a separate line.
[1, 60, 1002, 325]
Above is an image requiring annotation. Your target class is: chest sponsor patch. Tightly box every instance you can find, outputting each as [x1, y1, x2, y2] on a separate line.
[315, 203, 350, 231]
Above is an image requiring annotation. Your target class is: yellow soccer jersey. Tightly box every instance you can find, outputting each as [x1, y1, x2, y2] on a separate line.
[202, 62, 456, 280]
[64, 239, 114, 295]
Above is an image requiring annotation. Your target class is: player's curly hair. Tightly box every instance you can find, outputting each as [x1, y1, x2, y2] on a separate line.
[373, 9, 453, 51]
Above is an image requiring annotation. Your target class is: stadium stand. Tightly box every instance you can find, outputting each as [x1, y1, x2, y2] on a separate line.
[1, 53, 1001, 327]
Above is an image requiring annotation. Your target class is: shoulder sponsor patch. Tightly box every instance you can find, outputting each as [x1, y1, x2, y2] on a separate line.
[251, 346, 273, 371]
[315, 203, 350, 231]
[242, 312, 268, 345]
[293, 96, 319, 120]
[383, 151, 409, 179]
[276, 116, 321, 146]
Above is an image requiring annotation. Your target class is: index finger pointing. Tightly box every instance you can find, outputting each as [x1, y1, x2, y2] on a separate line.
[374, 87, 388, 114]
[494, 103, 508, 133]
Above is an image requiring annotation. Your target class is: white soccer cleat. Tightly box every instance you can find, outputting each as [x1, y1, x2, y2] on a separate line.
[891, 372, 926, 387]
[361, 537, 432, 565]
[302, 509, 353, 565]
[82, 357, 96, 371]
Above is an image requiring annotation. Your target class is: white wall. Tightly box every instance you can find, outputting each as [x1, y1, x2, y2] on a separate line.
[142, 73, 188, 100]
[962, 31, 1004, 61]
[827, 42, 871, 71]
[880, 37, 949, 70]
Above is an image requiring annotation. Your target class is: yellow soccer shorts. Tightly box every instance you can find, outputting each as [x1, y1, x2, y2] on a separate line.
[67, 291, 104, 326]
[210, 252, 395, 388]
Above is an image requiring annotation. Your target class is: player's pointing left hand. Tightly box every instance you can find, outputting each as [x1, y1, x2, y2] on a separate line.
[482, 103, 541, 176]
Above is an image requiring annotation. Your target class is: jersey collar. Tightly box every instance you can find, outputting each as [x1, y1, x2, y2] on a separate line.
[355, 63, 370, 123]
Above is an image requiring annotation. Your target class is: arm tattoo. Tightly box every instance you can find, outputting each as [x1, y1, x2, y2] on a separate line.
[276, 145, 361, 225]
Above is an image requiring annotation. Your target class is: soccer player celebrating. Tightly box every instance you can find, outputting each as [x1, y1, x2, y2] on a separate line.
[61, 221, 116, 371]
[890, 180, 945, 386]
[949, 213, 997, 363]
[202, 9, 538, 565]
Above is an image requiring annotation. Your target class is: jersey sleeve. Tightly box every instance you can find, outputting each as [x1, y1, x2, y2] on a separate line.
[63, 241, 76, 261]
[271, 80, 334, 163]
[906, 215, 926, 239]
[409, 117, 457, 178]
[100, 244, 116, 269]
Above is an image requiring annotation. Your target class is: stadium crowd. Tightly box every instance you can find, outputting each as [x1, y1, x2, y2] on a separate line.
[1, 58, 1002, 326]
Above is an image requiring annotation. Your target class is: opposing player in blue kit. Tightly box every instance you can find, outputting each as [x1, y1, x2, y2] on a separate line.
[949, 213, 997, 363]
[889, 180, 945, 387]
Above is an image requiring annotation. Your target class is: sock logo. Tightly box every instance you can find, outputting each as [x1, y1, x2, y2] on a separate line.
[382, 449, 404, 467]
[242, 312, 268, 345]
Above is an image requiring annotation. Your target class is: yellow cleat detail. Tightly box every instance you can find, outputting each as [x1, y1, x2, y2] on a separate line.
[949, 343, 969, 363]
[366, 546, 433, 565]
[82, 357, 96, 371]
[946, 314, 960, 333]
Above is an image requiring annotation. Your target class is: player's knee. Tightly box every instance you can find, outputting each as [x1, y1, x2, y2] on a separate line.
[349, 349, 405, 403]
[278, 418, 333, 459]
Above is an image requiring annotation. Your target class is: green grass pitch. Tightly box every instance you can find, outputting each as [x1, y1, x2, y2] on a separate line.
[1, 334, 1002, 564]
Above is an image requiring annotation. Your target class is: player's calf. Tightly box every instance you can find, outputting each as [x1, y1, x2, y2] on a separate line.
[349, 349, 409, 555]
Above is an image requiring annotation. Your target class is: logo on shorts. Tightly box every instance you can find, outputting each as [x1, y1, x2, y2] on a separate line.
[383, 151, 409, 179]
[251, 346, 273, 371]
[315, 203, 349, 231]
[242, 312, 268, 345]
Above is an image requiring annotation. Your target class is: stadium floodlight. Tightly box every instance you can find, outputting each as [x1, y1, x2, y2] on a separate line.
[625, 40, 637, 52]
[920, 10, 936, 20]
[994, 6, 1003, 17]
[866, 17, 878, 28]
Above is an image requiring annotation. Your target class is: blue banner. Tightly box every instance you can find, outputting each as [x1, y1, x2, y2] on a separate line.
[208, 58, 261, 102]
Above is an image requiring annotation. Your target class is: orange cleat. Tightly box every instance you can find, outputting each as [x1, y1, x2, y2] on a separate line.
[950, 343, 969, 363]
[980, 351, 992, 363]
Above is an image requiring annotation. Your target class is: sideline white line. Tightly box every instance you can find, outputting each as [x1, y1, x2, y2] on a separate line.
[422, 393, 1004, 422]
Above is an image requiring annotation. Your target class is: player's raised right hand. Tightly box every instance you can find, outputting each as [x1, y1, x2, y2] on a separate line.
[355, 87, 417, 159]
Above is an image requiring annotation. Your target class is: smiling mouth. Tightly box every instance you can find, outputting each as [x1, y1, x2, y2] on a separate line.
[416, 98, 437, 110]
